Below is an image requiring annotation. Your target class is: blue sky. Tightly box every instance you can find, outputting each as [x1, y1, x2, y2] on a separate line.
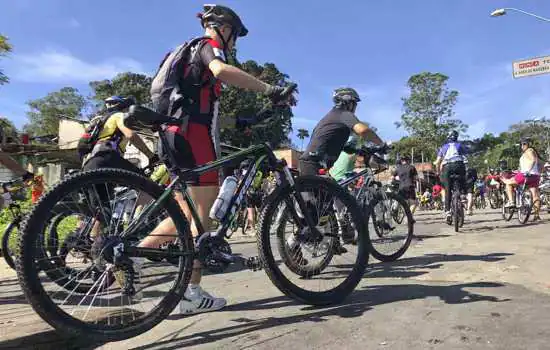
[1, 0, 550, 145]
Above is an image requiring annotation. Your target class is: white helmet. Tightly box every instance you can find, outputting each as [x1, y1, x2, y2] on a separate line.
[545, 162, 550, 169]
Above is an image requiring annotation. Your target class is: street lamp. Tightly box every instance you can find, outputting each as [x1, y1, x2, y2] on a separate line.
[490, 8, 550, 23]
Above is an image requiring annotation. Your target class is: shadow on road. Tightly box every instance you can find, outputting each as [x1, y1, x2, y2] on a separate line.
[0, 329, 103, 350]
[366, 252, 513, 279]
[147, 281, 508, 350]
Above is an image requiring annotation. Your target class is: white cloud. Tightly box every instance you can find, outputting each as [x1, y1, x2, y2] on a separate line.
[68, 18, 80, 28]
[10, 50, 144, 83]
[467, 119, 488, 140]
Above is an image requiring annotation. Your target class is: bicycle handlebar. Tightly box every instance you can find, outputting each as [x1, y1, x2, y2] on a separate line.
[235, 83, 298, 130]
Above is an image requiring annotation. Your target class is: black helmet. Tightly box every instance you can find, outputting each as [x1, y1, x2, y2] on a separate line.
[400, 155, 411, 162]
[447, 130, 459, 142]
[199, 4, 248, 37]
[498, 159, 508, 169]
[333, 87, 361, 105]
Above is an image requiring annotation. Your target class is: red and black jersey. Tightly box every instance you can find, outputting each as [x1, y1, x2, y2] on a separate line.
[181, 38, 225, 126]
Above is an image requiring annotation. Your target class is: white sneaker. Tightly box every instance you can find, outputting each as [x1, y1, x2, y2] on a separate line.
[178, 285, 226, 315]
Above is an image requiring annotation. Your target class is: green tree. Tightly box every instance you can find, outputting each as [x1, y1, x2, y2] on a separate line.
[0, 117, 18, 143]
[24, 87, 87, 136]
[0, 34, 12, 85]
[89, 72, 153, 110]
[396, 72, 467, 161]
[219, 60, 296, 148]
[296, 128, 309, 150]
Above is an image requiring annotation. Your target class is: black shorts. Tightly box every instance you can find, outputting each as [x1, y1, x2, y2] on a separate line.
[398, 186, 416, 200]
[441, 162, 466, 193]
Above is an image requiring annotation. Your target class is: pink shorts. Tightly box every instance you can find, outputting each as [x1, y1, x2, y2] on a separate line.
[513, 171, 540, 188]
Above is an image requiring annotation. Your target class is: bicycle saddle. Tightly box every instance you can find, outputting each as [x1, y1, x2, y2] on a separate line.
[124, 105, 180, 131]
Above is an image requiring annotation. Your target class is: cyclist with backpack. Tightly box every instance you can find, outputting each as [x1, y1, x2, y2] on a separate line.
[79, 96, 156, 173]
[434, 130, 467, 221]
[132, 4, 295, 314]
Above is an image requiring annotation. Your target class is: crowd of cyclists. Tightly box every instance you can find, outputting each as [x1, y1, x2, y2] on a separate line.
[1, 4, 550, 341]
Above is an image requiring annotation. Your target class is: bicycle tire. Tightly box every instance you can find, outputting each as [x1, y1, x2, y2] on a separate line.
[2, 219, 20, 270]
[453, 192, 462, 232]
[369, 192, 414, 262]
[17, 169, 193, 342]
[501, 193, 514, 221]
[257, 175, 369, 306]
[517, 191, 532, 224]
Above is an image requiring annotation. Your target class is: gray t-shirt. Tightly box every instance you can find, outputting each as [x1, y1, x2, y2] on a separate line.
[301, 108, 360, 166]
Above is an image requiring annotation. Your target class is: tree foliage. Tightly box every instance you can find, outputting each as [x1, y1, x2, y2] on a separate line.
[0, 117, 18, 143]
[24, 87, 87, 136]
[396, 72, 467, 161]
[296, 128, 309, 150]
[89, 72, 153, 111]
[219, 60, 296, 148]
[0, 34, 12, 85]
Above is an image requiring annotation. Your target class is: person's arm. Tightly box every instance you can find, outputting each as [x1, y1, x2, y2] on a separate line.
[434, 157, 443, 173]
[116, 117, 155, 159]
[209, 60, 270, 93]
[352, 122, 383, 145]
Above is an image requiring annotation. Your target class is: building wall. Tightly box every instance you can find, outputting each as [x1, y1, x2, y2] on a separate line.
[273, 148, 302, 169]
[58, 119, 86, 150]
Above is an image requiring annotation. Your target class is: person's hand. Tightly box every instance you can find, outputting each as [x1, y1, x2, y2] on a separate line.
[265, 83, 297, 104]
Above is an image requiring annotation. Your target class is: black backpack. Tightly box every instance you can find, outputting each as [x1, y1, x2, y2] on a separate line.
[76, 113, 112, 160]
[150, 37, 210, 123]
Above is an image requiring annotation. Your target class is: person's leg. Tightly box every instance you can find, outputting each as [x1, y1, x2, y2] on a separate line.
[466, 183, 474, 215]
[408, 187, 417, 214]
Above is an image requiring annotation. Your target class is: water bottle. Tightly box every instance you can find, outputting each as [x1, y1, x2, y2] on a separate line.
[209, 176, 238, 221]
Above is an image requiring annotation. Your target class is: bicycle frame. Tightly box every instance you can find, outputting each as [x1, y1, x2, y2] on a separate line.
[120, 129, 311, 261]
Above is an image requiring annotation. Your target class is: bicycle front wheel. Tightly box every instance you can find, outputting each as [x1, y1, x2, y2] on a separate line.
[517, 191, 532, 224]
[17, 169, 193, 342]
[2, 219, 21, 270]
[368, 192, 414, 262]
[258, 175, 369, 306]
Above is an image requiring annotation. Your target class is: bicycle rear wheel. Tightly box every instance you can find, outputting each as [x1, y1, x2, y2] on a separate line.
[258, 175, 369, 306]
[17, 169, 193, 341]
[453, 193, 460, 232]
[368, 191, 413, 262]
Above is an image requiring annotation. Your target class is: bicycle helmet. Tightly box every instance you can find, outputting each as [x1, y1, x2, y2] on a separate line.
[333, 87, 361, 104]
[199, 4, 248, 37]
[520, 136, 532, 145]
[498, 159, 508, 170]
[105, 96, 124, 108]
[104, 96, 135, 112]
[447, 130, 459, 142]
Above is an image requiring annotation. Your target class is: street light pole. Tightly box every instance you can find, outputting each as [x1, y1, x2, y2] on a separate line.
[490, 8, 550, 23]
